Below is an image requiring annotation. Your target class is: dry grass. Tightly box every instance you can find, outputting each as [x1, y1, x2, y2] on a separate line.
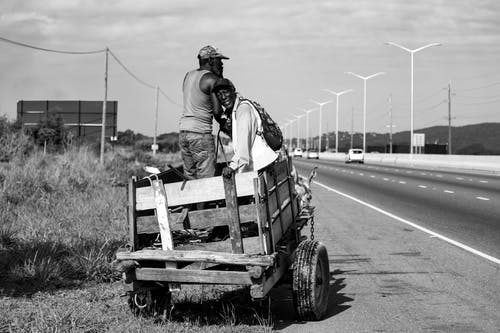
[0, 142, 275, 332]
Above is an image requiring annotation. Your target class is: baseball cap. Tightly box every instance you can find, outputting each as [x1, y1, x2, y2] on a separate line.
[198, 45, 229, 60]
[213, 78, 235, 93]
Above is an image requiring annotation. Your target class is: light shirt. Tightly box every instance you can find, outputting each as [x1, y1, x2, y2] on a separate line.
[179, 69, 213, 134]
[229, 95, 278, 172]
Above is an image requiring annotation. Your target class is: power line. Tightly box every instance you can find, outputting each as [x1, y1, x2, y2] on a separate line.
[418, 100, 447, 112]
[108, 49, 181, 107]
[0, 35, 105, 54]
[454, 81, 500, 92]
[108, 49, 156, 90]
[454, 98, 500, 105]
[159, 87, 182, 108]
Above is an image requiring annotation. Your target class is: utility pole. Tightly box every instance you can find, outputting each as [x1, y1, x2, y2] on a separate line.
[350, 107, 354, 149]
[448, 81, 452, 155]
[100, 47, 109, 164]
[388, 94, 394, 154]
[152, 84, 159, 155]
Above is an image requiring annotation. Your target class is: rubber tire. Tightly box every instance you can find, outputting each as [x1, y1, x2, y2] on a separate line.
[128, 286, 171, 317]
[292, 240, 330, 321]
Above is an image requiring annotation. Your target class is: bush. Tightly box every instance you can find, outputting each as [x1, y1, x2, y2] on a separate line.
[0, 115, 33, 162]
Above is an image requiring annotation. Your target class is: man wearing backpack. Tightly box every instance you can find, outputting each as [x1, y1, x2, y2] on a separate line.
[212, 78, 279, 177]
[179, 45, 230, 179]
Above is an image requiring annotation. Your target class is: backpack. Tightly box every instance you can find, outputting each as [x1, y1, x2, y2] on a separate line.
[240, 98, 283, 151]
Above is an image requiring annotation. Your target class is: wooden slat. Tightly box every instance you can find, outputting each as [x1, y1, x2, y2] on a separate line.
[152, 180, 174, 250]
[250, 252, 289, 299]
[173, 204, 256, 230]
[128, 177, 138, 251]
[116, 249, 275, 266]
[274, 203, 292, 245]
[134, 268, 253, 285]
[223, 173, 244, 254]
[137, 204, 259, 233]
[136, 171, 257, 210]
[253, 177, 265, 255]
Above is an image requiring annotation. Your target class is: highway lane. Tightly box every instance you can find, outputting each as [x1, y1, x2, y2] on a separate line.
[293, 158, 500, 259]
[274, 158, 500, 332]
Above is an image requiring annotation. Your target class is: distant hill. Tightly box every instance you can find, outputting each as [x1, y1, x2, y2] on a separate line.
[324, 122, 500, 155]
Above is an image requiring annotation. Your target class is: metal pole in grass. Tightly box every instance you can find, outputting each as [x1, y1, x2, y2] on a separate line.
[152, 84, 159, 155]
[100, 47, 109, 164]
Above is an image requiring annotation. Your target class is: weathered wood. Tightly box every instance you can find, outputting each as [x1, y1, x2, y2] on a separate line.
[250, 250, 290, 299]
[258, 174, 274, 254]
[135, 171, 257, 210]
[152, 180, 174, 250]
[134, 267, 253, 285]
[128, 177, 138, 251]
[223, 173, 244, 254]
[253, 177, 266, 255]
[137, 204, 260, 233]
[116, 249, 275, 266]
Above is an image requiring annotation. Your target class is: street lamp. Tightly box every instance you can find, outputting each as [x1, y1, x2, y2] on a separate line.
[297, 107, 317, 151]
[345, 71, 385, 152]
[323, 89, 353, 153]
[293, 114, 305, 149]
[286, 118, 296, 150]
[385, 42, 441, 155]
[309, 99, 332, 152]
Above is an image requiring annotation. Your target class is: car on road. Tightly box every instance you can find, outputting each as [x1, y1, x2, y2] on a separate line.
[305, 148, 319, 159]
[293, 147, 303, 157]
[346, 148, 364, 163]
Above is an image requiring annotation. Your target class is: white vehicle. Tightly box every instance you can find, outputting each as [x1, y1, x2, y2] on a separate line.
[346, 148, 364, 163]
[293, 147, 303, 157]
[305, 148, 319, 159]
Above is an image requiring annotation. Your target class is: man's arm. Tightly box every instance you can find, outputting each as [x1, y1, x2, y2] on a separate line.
[199, 72, 224, 122]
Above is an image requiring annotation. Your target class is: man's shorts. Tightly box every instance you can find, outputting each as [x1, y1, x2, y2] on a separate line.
[179, 131, 216, 179]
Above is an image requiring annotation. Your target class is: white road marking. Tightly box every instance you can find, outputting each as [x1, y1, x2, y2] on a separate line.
[359, 173, 364, 176]
[383, 178, 389, 181]
[313, 181, 500, 265]
[399, 181, 407, 184]
[444, 190, 454, 194]
[480, 180, 488, 184]
[436, 175, 443, 178]
[420, 172, 427, 175]
[418, 185, 427, 189]
[456, 177, 464, 180]
[476, 197, 490, 201]
[370, 175, 376, 178]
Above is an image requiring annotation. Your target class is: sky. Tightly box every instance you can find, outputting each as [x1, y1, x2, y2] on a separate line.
[1, 0, 500, 139]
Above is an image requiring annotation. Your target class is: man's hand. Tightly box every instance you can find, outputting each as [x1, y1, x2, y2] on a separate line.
[222, 166, 235, 179]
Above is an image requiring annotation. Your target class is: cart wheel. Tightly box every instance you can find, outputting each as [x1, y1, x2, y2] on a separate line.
[128, 286, 171, 318]
[292, 240, 330, 321]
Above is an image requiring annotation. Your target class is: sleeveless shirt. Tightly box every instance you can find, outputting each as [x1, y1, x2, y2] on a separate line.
[179, 69, 214, 134]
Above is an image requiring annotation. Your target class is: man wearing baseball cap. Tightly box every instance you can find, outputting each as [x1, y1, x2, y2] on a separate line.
[179, 45, 230, 179]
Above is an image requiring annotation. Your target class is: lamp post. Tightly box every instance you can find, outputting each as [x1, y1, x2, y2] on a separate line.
[297, 107, 317, 151]
[323, 89, 353, 153]
[309, 99, 332, 152]
[385, 42, 441, 155]
[345, 71, 385, 152]
[286, 119, 295, 150]
[293, 114, 305, 149]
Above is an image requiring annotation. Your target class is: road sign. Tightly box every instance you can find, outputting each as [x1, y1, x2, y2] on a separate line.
[413, 133, 425, 147]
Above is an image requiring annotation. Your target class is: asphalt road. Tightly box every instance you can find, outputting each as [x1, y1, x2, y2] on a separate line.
[272, 158, 500, 332]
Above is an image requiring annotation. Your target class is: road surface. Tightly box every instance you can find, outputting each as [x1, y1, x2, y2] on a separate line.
[271, 158, 500, 332]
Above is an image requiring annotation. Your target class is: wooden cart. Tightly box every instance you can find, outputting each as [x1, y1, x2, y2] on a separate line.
[115, 157, 329, 321]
